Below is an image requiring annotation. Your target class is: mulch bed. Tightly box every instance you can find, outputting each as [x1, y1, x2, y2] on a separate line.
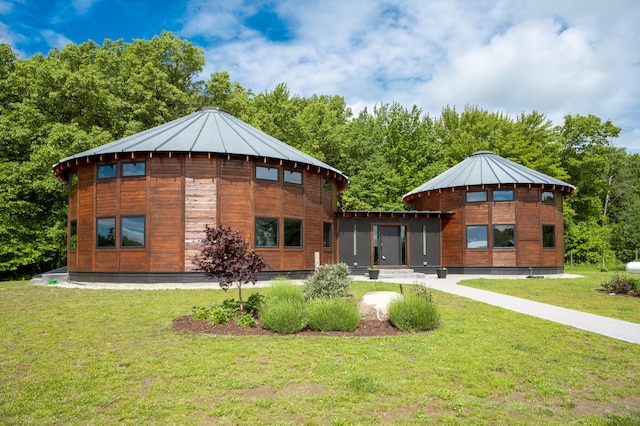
[172, 315, 414, 336]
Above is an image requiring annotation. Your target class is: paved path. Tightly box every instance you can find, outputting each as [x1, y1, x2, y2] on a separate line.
[375, 274, 640, 344]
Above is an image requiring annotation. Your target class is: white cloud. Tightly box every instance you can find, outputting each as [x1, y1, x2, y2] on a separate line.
[72, 0, 99, 15]
[41, 29, 73, 50]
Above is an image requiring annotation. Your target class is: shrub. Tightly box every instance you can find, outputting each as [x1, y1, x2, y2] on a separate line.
[244, 293, 265, 317]
[267, 279, 305, 303]
[208, 305, 237, 325]
[306, 299, 360, 332]
[259, 299, 307, 334]
[304, 263, 352, 300]
[236, 313, 256, 328]
[192, 305, 209, 320]
[388, 292, 440, 331]
[600, 274, 639, 295]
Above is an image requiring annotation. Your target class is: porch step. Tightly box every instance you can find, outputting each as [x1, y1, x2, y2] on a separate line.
[373, 269, 425, 280]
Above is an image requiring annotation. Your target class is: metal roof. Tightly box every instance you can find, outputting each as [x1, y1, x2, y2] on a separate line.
[403, 151, 575, 200]
[55, 106, 346, 178]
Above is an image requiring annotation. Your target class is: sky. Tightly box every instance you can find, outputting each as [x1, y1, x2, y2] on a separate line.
[2, 0, 640, 152]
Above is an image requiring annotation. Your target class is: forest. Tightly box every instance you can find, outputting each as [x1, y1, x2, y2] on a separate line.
[1, 31, 639, 280]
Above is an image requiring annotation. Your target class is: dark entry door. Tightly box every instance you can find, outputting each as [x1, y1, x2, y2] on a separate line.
[378, 226, 401, 266]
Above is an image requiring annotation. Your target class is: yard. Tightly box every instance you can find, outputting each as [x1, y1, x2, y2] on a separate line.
[1, 275, 639, 425]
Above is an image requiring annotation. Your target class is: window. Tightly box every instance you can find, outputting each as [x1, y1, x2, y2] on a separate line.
[542, 225, 555, 248]
[494, 224, 515, 248]
[256, 166, 279, 181]
[70, 171, 78, 186]
[466, 191, 487, 202]
[70, 220, 77, 250]
[323, 222, 332, 248]
[255, 217, 278, 247]
[122, 161, 146, 177]
[284, 219, 302, 247]
[97, 164, 117, 179]
[493, 190, 514, 202]
[97, 217, 116, 248]
[284, 170, 302, 184]
[542, 191, 555, 203]
[466, 225, 488, 249]
[121, 216, 145, 247]
[322, 178, 331, 191]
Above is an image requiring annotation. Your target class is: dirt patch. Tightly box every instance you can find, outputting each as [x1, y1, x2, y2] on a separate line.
[172, 315, 415, 336]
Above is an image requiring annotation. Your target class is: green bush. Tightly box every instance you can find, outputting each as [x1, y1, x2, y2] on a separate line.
[259, 299, 307, 334]
[267, 279, 305, 303]
[236, 313, 256, 328]
[191, 305, 209, 320]
[388, 292, 440, 331]
[601, 274, 638, 295]
[304, 263, 352, 300]
[244, 293, 265, 317]
[306, 299, 360, 332]
[208, 305, 237, 325]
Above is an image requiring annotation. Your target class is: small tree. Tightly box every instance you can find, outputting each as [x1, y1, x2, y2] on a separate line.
[192, 225, 266, 311]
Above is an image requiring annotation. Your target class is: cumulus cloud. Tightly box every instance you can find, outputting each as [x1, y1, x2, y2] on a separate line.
[41, 29, 73, 50]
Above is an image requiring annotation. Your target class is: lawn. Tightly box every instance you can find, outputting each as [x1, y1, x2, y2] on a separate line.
[457, 268, 640, 324]
[1, 279, 639, 425]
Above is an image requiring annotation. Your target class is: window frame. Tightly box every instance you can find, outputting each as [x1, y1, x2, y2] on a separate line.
[70, 171, 78, 187]
[542, 224, 556, 248]
[283, 169, 303, 185]
[97, 163, 117, 180]
[120, 216, 146, 248]
[96, 217, 116, 248]
[466, 191, 488, 203]
[255, 166, 279, 182]
[542, 191, 555, 203]
[322, 178, 332, 192]
[493, 224, 515, 248]
[70, 220, 77, 250]
[493, 190, 514, 202]
[466, 225, 488, 249]
[121, 161, 147, 178]
[283, 218, 303, 248]
[323, 222, 332, 249]
[255, 217, 279, 248]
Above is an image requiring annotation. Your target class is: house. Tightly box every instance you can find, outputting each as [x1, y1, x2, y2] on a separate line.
[53, 108, 574, 283]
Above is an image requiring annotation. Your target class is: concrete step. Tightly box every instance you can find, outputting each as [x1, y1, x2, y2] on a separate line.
[371, 269, 425, 280]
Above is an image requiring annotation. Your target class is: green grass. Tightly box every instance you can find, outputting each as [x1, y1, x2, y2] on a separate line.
[1, 279, 639, 425]
[457, 269, 640, 324]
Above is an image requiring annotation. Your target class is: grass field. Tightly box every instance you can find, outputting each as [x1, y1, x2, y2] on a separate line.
[1, 278, 639, 425]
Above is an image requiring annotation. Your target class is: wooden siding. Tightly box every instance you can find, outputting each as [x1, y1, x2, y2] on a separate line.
[440, 191, 464, 267]
[76, 165, 95, 271]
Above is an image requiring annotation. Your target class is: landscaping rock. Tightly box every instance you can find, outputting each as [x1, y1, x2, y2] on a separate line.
[358, 291, 403, 321]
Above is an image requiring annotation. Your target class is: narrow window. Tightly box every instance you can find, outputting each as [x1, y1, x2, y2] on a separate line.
[322, 178, 331, 192]
[70, 171, 78, 186]
[542, 191, 555, 203]
[352, 223, 356, 255]
[494, 224, 515, 248]
[323, 222, 332, 249]
[542, 225, 555, 248]
[70, 220, 77, 250]
[97, 217, 116, 248]
[284, 219, 302, 247]
[466, 225, 488, 249]
[255, 217, 278, 247]
[97, 164, 116, 180]
[256, 166, 279, 181]
[422, 224, 427, 256]
[493, 190, 514, 202]
[466, 191, 487, 202]
[122, 161, 146, 177]
[284, 170, 302, 184]
[121, 216, 145, 247]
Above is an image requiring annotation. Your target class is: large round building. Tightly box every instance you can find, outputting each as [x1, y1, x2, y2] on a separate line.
[53, 107, 348, 283]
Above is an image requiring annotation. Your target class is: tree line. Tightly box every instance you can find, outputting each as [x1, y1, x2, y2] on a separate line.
[1, 31, 639, 279]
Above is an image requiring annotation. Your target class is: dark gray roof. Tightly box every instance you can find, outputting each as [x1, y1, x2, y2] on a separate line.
[403, 151, 574, 200]
[55, 107, 345, 177]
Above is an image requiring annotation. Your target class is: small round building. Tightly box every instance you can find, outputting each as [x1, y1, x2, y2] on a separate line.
[53, 107, 348, 283]
[402, 151, 575, 274]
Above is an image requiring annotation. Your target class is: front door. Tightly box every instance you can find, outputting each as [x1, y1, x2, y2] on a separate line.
[377, 225, 403, 266]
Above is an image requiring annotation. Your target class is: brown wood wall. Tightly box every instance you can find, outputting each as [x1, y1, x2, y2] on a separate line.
[68, 154, 340, 275]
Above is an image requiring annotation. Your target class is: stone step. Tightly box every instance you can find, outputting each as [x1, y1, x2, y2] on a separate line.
[371, 269, 425, 280]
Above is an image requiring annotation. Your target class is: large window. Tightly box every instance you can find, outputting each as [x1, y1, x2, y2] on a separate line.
[97, 217, 116, 248]
[256, 166, 279, 181]
[542, 225, 555, 248]
[323, 222, 332, 248]
[467, 225, 488, 249]
[466, 191, 487, 202]
[70, 220, 77, 250]
[97, 164, 117, 180]
[493, 190, 514, 202]
[255, 217, 278, 247]
[121, 216, 145, 247]
[284, 170, 302, 185]
[122, 161, 146, 177]
[284, 219, 302, 247]
[542, 191, 555, 203]
[494, 224, 515, 248]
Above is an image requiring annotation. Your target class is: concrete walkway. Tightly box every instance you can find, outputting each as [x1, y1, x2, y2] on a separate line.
[374, 273, 640, 344]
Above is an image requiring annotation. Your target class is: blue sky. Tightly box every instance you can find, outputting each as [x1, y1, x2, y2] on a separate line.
[2, 0, 640, 151]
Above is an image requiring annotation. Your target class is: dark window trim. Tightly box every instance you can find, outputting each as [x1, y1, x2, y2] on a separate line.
[493, 224, 515, 249]
[493, 189, 515, 202]
[542, 191, 555, 203]
[322, 178, 332, 192]
[70, 171, 78, 187]
[323, 222, 332, 249]
[466, 224, 489, 249]
[97, 163, 117, 180]
[256, 166, 280, 182]
[284, 169, 303, 185]
[120, 215, 146, 248]
[121, 161, 147, 178]
[542, 224, 556, 249]
[283, 218, 303, 248]
[466, 191, 488, 203]
[96, 217, 116, 249]
[255, 217, 279, 248]
[70, 220, 77, 250]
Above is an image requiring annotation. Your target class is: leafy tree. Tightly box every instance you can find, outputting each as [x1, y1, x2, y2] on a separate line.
[191, 226, 266, 311]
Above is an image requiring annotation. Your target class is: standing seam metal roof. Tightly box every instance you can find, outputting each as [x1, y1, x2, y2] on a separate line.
[55, 107, 346, 178]
[403, 151, 574, 200]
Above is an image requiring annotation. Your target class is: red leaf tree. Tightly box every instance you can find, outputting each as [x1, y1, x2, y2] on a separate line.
[192, 225, 266, 311]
